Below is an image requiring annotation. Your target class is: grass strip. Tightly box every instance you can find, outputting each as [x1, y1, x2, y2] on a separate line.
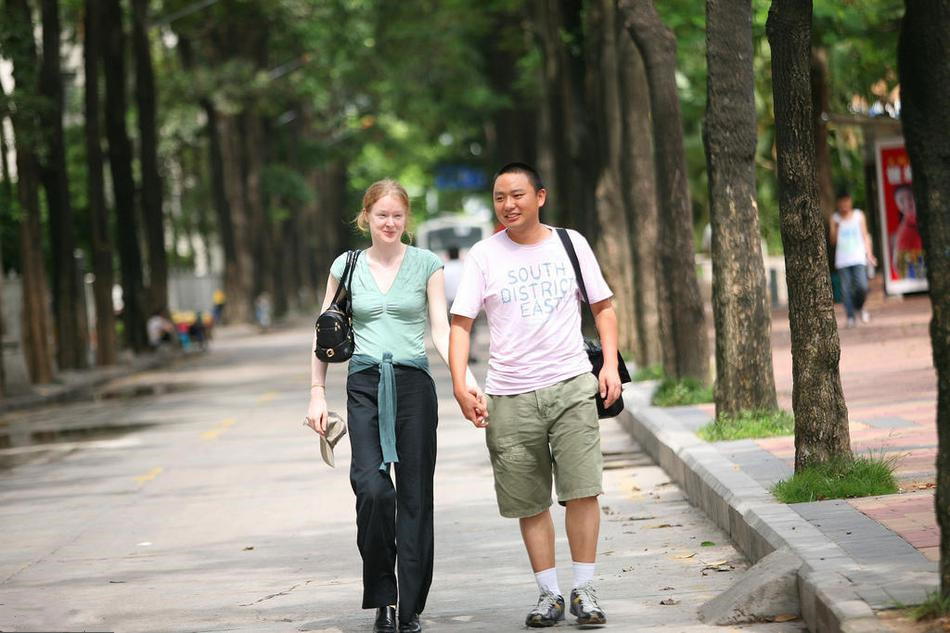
[771, 455, 899, 503]
[651, 377, 713, 407]
[698, 410, 794, 442]
[633, 364, 664, 382]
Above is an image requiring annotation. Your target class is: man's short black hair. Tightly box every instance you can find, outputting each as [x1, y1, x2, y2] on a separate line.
[835, 184, 852, 200]
[492, 162, 544, 192]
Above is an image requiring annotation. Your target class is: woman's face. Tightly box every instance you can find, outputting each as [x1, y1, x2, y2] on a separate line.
[895, 188, 916, 220]
[367, 193, 408, 245]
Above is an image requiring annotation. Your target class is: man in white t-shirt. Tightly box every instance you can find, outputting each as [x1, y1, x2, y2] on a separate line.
[830, 188, 877, 328]
[448, 162, 620, 628]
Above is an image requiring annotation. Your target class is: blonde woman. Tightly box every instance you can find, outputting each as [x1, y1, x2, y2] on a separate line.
[305, 180, 485, 633]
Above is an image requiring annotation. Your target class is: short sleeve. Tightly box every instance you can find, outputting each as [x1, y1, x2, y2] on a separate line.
[569, 230, 613, 304]
[449, 249, 486, 318]
[329, 252, 349, 281]
[423, 249, 443, 279]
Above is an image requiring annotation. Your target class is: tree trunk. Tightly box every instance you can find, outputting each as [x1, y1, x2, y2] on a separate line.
[811, 47, 836, 219]
[587, 0, 638, 355]
[0, 79, 12, 395]
[84, 0, 118, 366]
[102, 0, 148, 352]
[704, 0, 777, 418]
[767, 0, 851, 470]
[898, 0, 950, 597]
[216, 112, 254, 322]
[618, 28, 662, 369]
[3, 0, 55, 383]
[619, 0, 710, 382]
[40, 0, 89, 370]
[131, 0, 168, 316]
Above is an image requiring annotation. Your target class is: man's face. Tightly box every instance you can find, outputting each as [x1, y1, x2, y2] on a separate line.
[492, 172, 546, 231]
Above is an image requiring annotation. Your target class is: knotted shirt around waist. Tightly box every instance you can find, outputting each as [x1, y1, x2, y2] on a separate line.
[348, 352, 431, 471]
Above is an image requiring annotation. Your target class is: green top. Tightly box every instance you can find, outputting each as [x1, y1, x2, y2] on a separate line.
[330, 245, 443, 361]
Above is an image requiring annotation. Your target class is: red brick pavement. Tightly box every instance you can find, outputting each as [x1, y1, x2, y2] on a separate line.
[700, 276, 938, 557]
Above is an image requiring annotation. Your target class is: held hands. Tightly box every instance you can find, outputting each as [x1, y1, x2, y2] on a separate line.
[454, 382, 488, 428]
[304, 395, 329, 437]
[599, 365, 622, 408]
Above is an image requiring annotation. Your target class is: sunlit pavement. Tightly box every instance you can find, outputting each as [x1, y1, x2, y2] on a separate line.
[0, 320, 805, 632]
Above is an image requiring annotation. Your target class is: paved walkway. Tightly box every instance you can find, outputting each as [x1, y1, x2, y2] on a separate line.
[0, 319, 805, 632]
[675, 278, 938, 616]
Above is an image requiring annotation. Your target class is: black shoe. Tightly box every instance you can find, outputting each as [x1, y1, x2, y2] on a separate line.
[373, 606, 397, 633]
[398, 613, 422, 633]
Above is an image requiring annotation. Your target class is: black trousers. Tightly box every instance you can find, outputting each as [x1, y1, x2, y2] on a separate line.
[346, 366, 438, 620]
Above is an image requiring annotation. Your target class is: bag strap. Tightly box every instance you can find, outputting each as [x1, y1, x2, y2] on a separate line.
[555, 228, 592, 313]
[331, 250, 360, 305]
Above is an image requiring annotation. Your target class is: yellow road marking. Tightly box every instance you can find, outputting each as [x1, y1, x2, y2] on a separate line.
[134, 467, 163, 485]
[257, 392, 278, 403]
[201, 418, 236, 440]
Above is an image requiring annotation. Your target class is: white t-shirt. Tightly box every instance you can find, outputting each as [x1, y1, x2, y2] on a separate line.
[833, 210, 867, 269]
[450, 227, 612, 395]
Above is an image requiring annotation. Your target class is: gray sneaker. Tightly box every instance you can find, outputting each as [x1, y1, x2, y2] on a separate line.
[570, 582, 607, 626]
[525, 590, 565, 627]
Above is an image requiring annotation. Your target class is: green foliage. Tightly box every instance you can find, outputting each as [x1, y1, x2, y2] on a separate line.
[634, 365, 664, 382]
[771, 455, 899, 503]
[698, 410, 794, 442]
[652, 378, 713, 407]
[911, 591, 950, 621]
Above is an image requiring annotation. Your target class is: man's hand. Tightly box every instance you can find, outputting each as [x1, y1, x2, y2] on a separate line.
[867, 252, 878, 268]
[454, 386, 488, 428]
[598, 366, 622, 408]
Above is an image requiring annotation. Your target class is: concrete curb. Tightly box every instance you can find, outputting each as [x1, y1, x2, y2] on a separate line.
[618, 383, 887, 633]
[0, 350, 178, 417]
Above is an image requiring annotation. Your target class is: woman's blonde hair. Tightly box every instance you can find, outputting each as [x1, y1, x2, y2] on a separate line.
[355, 179, 412, 238]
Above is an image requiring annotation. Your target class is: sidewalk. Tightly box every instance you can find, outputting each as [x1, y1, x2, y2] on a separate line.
[619, 281, 939, 632]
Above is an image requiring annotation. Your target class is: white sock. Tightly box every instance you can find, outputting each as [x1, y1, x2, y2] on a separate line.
[534, 567, 561, 596]
[573, 562, 595, 588]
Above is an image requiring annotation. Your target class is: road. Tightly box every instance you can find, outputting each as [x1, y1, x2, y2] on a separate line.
[0, 321, 806, 633]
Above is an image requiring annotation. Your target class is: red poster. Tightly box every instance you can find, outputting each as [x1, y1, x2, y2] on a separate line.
[875, 138, 928, 295]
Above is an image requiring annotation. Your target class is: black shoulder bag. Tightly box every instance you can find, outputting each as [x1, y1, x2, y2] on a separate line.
[556, 228, 631, 418]
[315, 250, 360, 363]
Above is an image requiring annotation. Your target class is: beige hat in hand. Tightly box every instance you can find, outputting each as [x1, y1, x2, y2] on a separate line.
[319, 411, 347, 468]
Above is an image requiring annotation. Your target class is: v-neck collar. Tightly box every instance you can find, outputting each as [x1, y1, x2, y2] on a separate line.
[364, 245, 410, 296]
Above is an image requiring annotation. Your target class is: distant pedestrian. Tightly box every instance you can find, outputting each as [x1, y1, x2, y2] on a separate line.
[830, 187, 878, 328]
[212, 288, 226, 323]
[304, 179, 484, 633]
[448, 162, 619, 628]
[442, 246, 477, 362]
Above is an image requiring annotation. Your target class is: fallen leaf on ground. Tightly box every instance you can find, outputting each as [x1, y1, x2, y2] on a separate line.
[627, 516, 655, 521]
[661, 586, 675, 591]
[772, 614, 798, 622]
[243, 546, 255, 551]
[659, 598, 679, 606]
[672, 552, 696, 559]
[700, 541, 716, 547]
[651, 523, 683, 529]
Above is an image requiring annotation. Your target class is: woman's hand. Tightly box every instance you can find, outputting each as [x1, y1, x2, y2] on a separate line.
[305, 395, 329, 436]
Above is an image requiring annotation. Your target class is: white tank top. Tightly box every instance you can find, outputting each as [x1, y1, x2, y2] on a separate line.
[833, 210, 867, 269]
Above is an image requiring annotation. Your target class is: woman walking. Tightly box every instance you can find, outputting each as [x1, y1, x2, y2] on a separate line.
[305, 179, 485, 633]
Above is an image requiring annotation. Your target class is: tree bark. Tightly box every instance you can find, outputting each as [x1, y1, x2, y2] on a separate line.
[216, 112, 254, 322]
[102, 0, 148, 352]
[618, 28, 662, 369]
[40, 0, 89, 370]
[704, 0, 777, 418]
[3, 0, 55, 383]
[767, 0, 851, 470]
[84, 0, 118, 366]
[898, 0, 950, 597]
[131, 0, 168, 316]
[619, 0, 710, 382]
[811, 47, 836, 219]
[587, 0, 638, 355]
[0, 78, 12, 395]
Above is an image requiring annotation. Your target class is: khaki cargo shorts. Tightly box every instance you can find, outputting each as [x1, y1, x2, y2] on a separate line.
[484, 372, 603, 518]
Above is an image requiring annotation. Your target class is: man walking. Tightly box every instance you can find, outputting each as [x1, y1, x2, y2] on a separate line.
[448, 162, 621, 627]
